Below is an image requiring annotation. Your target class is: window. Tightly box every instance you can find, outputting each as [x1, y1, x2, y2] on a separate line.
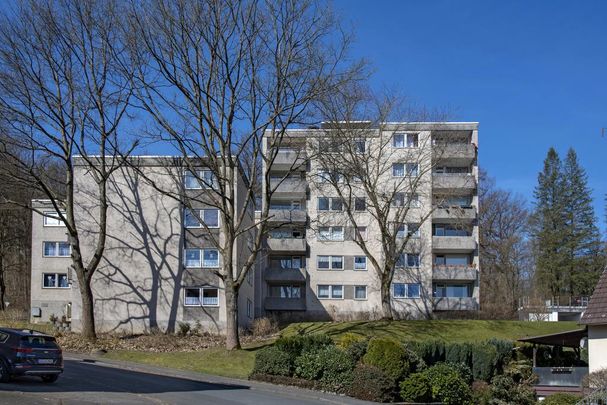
[43, 211, 65, 227]
[184, 209, 219, 228]
[184, 171, 201, 189]
[435, 255, 470, 266]
[269, 228, 303, 239]
[354, 139, 366, 154]
[433, 224, 471, 237]
[392, 163, 405, 177]
[354, 286, 367, 300]
[395, 223, 419, 238]
[317, 255, 343, 270]
[43, 273, 69, 288]
[247, 299, 253, 318]
[318, 197, 343, 211]
[393, 133, 418, 148]
[406, 163, 419, 176]
[393, 283, 421, 298]
[433, 284, 471, 298]
[356, 226, 368, 241]
[184, 287, 219, 306]
[317, 285, 343, 299]
[354, 256, 367, 270]
[396, 253, 420, 268]
[184, 288, 201, 306]
[392, 193, 420, 208]
[43, 242, 71, 257]
[318, 226, 344, 241]
[184, 249, 220, 268]
[269, 285, 301, 298]
[354, 197, 366, 211]
[184, 170, 217, 190]
[318, 169, 331, 183]
[272, 256, 304, 269]
[202, 288, 219, 306]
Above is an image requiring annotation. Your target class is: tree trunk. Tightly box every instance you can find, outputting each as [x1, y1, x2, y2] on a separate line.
[79, 280, 96, 340]
[225, 286, 240, 350]
[0, 254, 5, 311]
[380, 277, 393, 320]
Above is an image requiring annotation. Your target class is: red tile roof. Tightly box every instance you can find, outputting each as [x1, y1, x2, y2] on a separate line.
[580, 269, 607, 325]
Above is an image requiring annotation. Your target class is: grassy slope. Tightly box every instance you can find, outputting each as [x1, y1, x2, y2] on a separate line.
[280, 320, 581, 343]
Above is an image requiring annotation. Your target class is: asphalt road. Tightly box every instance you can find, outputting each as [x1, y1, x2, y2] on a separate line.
[0, 357, 372, 404]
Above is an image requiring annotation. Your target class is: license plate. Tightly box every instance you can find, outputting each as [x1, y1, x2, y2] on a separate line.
[38, 359, 54, 364]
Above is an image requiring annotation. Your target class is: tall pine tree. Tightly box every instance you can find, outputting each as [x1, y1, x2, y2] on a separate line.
[562, 148, 605, 295]
[531, 148, 568, 297]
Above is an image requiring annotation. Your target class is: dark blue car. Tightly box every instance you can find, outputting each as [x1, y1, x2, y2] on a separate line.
[0, 328, 63, 383]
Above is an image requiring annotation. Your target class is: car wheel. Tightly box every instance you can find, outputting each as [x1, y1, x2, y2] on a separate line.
[41, 374, 58, 383]
[0, 359, 10, 383]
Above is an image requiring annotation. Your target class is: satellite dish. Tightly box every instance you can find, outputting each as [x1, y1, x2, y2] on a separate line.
[580, 337, 587, 348]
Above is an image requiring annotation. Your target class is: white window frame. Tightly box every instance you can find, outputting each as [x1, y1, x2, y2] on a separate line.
[354, 197, 366, 212]
[318, 226, 344, 241]
[396, 223, 421, 239]
[354, 285, 367, 300]
[317, 197, 343, 212]
[43, 211, 65, 227]
[184, 208, 220, 229]
[356, 226, 368, 242]
[42, 241, 71, 257]
[247, 299, 253, 318]
[317, 284, 344, 300]
[184, 169, 217, 190]
[393, 283, 421, 299]
[317, 255, 344, 270]
[353, 138, 366, 154]
[42, 273, 70, 289]
[354, 256, 367, 271]
[184, 249, 220, 268]
[392, 163, 405, 177]
[183, 287, 220, 307]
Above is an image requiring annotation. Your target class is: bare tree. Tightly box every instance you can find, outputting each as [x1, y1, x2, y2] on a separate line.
[308, 91, 466, 319]
[478, 170, 532, 318]
[125, 0, 361, 349]
[0, 0, 136, 339]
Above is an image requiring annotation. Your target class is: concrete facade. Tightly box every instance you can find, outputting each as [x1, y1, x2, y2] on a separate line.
[258, 122, 480, 321]
[30, 158, 255, 334]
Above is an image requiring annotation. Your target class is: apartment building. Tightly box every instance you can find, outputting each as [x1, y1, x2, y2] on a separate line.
[259, 122, 480, 321]
[30, 157, 255, 333]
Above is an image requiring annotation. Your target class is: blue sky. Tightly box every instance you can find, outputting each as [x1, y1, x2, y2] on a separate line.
[334, 0, 607, 231]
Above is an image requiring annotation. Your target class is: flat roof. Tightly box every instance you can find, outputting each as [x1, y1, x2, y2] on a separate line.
[518, 328, 587, 347]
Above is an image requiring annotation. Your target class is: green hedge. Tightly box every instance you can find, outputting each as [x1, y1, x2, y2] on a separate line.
[251, 346, 293, 376]
[400, 363, 473, 405]
[294, 346, 354, 392]
[274, 334, 334, 360]
[348, 364, 396, 403]
[541, 393, 581, 405]
[363, 338, 410, 381]
[472, 343, 498, 382]
[399, 372, 432, 403]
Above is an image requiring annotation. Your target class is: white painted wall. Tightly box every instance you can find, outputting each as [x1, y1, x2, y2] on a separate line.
[588, 324, 607, 374]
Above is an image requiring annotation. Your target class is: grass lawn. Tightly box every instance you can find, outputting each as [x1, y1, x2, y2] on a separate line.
[102, 347, 258, 379]
[280, 320, 581, 343]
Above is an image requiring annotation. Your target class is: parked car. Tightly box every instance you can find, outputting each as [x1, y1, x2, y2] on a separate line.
[0, 328, 63, 383]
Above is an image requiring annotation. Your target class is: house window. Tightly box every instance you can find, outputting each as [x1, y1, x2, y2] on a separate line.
[318, 169, 331, 183]
[433, 284, 471, 298]
[42, 273, 69, 288]
[393, 133, 418, 148]
[269, 285, 301, 298]
[271, 256, 304, 269]
[184, 170, 217, 190]
[354, 139, 366, 154]
[406, 163, 419, 177]
[184, 288, 201, 306]
[354, 286, 367, 300]
[317, 285, 343, 299]
[318, 197, 343, 211]
[356, 226, 368, 241]
[318, 226, 344, 241]
[43, 211, 65, 227]
[392, 193, 420, 208]
[354, 256, 367, 270]
[433, 224, 471, 237]
[202, 288, 219, 306]
[393, 283, 421, 298]
[43, 242, 71, 257]
[317, 255, 343, 270]
[396, 253, 419, 268]
[354, 197, 366, 211]
[184, 209, 219, 228]
[184, 249, 220, 268]
[184, 287, 220, 306]
[392, 163, 405, 177]
[247, 299, 253, 318]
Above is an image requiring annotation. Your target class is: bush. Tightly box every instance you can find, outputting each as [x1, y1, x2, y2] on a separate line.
[424, 363, 473, 405]
[583, 367, 607, 388]
[487, 338, 514, 372]
[177, 321, 191, 336]
[345, 339, 368, 363]
[541, 393, 581, 405]
[447, 361, 473, 385]
[337, 332, 365, 349]
[472, 343, 498, 382]
[489, 374, 535, 405]
[471, 380, 491, 405]
[251, 317, 279, 337]
[274, 334, 334, 360]
[294, 346, 354, 392]
[363, 338, 410, 381]
[347, 364, 396, 403]
[445, 342, 473, 367]
[403, 342, 427, 373]
[399, 373, 432, 403]
[251, 346, 292, 377]
[412, 339, 446, 365]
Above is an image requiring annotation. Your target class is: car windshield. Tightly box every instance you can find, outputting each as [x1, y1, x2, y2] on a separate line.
[20, 336, 57, 348]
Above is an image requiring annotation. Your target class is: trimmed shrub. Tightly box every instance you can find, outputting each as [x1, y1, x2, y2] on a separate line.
[487, 338, 514, 372]
[471, 380, 491, 405]
[412, 339, 446, 365]
[363, 338, 410, 381]
[294, 346, 354, 392]
[274, 334, 334, 360]
[337, 332, 365, 349]
[445, 342, 473, 367]
[251, 346, 292, 377]
[489, 374, 535, 405]
[345, 339, 368, 363]
[472, 343, 498, 382]
[424, 363, 473, 405]
[399, 373, 432, 403]
[542, 393, 581, 405]
[447, 361, 473, 385]
[403, 342, 427, 373]
[348, 364, 396, 403]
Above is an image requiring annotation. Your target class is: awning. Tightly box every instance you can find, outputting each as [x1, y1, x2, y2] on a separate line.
[518, 328, 587, 348]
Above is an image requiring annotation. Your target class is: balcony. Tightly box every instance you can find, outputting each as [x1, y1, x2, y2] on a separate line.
[433, 144, 476, 164]
[433, 236, 477, 253]
[433, 265, 478, 281]
[264, 297, 306, 311]
[432, 173, 476, 193]
[433, 297, 478, 311]
[432, 207, 476, 223]
[268, 209, 307, 224]
[266, 238, 307, 253]
[270, 177, 307, 198]
[264, 267, 306, 283]
[533, 367, 588, 388]
[271, 149, 307, 171]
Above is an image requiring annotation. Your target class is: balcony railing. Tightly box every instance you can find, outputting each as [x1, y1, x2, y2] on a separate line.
[264, 267, 306, 282]
[266, 238, 307, 252]
[533, 367, 588, 387]
[272, 149, 307, 170]
[432, 143, 476, 161]
[264, 297, 306, 311]
[432, 206, 476, 222]
[433, 297, 478, 311]
[268, 208, 307, 223]
[432, 236, 477, 252]
[432, 265, 477, 281]
[432, 173, 477, 191]
[269, 177, 307, 196]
